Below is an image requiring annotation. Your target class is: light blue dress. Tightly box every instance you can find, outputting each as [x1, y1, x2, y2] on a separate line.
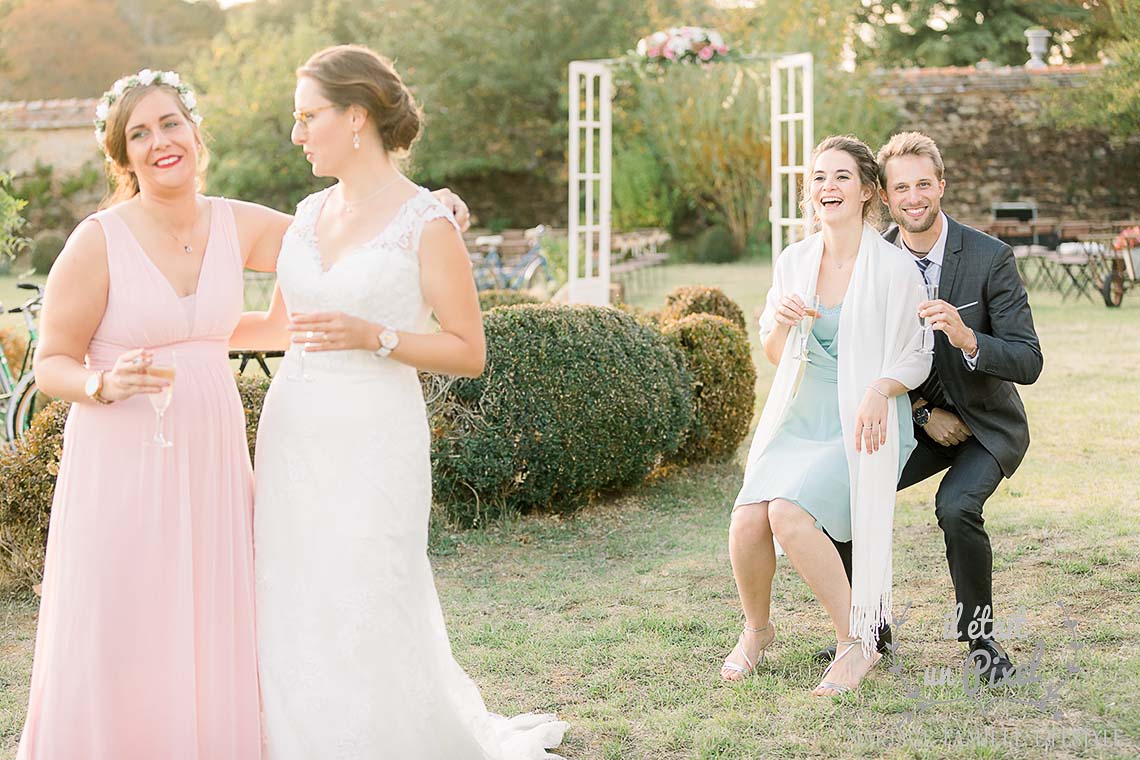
[735, 303, 915, 542]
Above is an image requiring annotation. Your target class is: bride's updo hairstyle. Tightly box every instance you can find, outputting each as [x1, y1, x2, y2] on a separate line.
[297, 44, 423, 154]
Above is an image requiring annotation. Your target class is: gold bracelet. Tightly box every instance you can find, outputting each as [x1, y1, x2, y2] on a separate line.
[867, 384, 889, 399]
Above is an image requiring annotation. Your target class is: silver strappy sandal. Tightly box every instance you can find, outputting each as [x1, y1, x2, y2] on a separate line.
[720, 620, 775, 681]
[813, 637, 881, 696]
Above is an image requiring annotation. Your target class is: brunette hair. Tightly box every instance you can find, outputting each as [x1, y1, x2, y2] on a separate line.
[801, 134, 882, 227]
[98, 83, 208, 209]
[297, 45, 422, 153]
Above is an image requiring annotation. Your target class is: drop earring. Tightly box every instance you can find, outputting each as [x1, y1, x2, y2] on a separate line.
[353, 131, 360, 150]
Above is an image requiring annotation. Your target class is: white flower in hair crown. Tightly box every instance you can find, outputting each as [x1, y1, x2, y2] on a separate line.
[93, 69, 203, 149]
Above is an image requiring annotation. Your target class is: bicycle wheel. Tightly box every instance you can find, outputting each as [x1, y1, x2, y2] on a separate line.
[520, 259, 553, 300]
[7, 372, 51, 442]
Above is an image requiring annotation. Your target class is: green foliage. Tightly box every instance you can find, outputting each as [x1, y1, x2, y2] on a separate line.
[660, 313, 755, 464]
[661, 284, 747, 332]
[429, 304, 693, 525]
[11, 162, 103, 239]
[618, 62, 769, 258]
[1045, 1, 1140, 139]
[855, 0, 1120, 69]
[478, 289, 541, 311]
[30, 230, 67, 275]
[0, 173, 29, 263]
[0, 399, 68, 589]
[188, 10, 334, 212]
[688, 223, 740, 264]
[613, 139, 674, 232]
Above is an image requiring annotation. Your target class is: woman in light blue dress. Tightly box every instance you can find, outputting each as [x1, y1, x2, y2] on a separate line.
[735, 302, 913, 545]
[719, 135, 929, 697]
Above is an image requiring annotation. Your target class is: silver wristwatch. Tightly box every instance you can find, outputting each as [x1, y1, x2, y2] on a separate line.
[375, 327, 399, 358]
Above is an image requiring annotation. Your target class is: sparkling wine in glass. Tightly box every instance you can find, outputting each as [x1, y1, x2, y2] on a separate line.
[919, 282, 939, 355]
[286, 314, 314, 382]
[147, 354, 176, 448]
[793, 295, 822, 363]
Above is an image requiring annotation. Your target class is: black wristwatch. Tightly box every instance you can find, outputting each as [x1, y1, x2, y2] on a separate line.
[913, 406, 931, 427]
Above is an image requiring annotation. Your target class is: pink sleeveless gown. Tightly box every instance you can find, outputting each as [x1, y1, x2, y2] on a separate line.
[17, 198, 261, 760]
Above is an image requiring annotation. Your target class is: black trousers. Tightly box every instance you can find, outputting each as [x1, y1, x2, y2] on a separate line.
[832, 429, 1004, 641]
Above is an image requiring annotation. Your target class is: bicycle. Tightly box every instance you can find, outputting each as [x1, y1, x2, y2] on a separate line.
[1, 283, 47, 443]
[469, 225, 553, 298]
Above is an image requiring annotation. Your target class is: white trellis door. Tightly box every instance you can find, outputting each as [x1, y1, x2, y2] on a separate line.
[567, 61, 613, 305]
[769, 53, 813, 260]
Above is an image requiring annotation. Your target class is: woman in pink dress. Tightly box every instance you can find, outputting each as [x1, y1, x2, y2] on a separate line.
[15, 71, 292, 760]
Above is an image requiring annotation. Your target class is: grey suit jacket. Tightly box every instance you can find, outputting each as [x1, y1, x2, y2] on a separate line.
[885, 215, 1043, 477]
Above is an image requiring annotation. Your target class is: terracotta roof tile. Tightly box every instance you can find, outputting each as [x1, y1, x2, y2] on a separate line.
[0, 98, 99, 130]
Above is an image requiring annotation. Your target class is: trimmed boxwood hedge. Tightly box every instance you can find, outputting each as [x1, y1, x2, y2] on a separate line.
[661, 285, 748, 332]
[478, 289, 541, 311]
[660, 313, 756, 464]
[429, 304, 693, 525]
[0, 398, 68, 589]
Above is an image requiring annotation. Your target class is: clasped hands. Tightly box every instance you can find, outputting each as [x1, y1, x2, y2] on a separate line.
[919, 403, 973, 446]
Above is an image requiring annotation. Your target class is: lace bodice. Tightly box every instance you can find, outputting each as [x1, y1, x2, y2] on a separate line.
[277, 185, 460, 340]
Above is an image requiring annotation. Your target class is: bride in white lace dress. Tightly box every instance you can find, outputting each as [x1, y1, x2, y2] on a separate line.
[235, 45, 567, 759]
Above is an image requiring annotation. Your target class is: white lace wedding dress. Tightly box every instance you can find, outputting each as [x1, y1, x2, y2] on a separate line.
[254, 186, 568, 759]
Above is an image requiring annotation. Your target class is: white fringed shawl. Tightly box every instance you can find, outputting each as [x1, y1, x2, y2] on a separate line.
[748, 223, 932, 650]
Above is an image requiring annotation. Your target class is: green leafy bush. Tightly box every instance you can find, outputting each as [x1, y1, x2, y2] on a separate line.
[31, 230, 68, 275]
[0, 399, 68, 589]
[661, 314, 756, 464]
[429, 304, 693, 525]
[661, 285, 748, 332]
[479, 290, 540, 311]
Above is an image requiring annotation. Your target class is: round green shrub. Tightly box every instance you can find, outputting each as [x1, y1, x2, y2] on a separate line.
[429, 304, 693, 525]
[661, 285, 748, 332]
[0, 398, 68, 588]
[661, 313, 756, 464]
[31, 230, 67, 275]
[691, 223, 740, 263]
[479, 289, 540, 311]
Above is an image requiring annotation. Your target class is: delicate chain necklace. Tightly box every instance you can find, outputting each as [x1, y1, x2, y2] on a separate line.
[142, 198, 202, 255]
[339, 176, 403, 215]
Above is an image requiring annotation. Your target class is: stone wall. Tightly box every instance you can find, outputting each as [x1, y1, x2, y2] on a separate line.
[878, 64, 1140, 223]
[0, 99, 101, 176]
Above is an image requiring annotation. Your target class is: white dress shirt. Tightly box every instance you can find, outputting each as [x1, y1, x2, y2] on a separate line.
[895, 212, 979, 370]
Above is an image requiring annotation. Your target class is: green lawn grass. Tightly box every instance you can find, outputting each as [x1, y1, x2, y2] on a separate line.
[2, 261, 1138, 759]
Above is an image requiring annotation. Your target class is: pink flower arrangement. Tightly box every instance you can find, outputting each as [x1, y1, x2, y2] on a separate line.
[635, 27, 731, 65]
[1113, 226, 1140, 252]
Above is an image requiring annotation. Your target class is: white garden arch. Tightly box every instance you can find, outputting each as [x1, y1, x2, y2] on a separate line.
[567, 52, 813, 305]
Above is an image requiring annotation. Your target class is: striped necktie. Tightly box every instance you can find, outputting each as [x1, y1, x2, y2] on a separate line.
[915, 257, 932, 282]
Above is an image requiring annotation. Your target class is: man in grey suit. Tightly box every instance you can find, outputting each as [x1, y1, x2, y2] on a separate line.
[822, 132, 1043, 684]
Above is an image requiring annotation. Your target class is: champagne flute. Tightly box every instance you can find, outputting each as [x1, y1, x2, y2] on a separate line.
[286, 313, 314, 382]
[919, 282, 939, 354]
[147, 351, 176, 448]
[792, 294, 822, 363]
